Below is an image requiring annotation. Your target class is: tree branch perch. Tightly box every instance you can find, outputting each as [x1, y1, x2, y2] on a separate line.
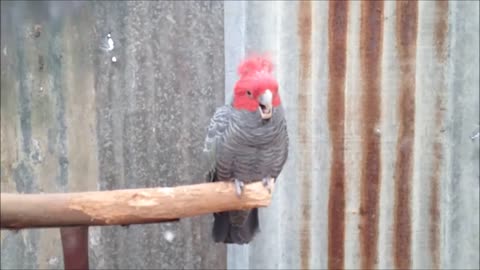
[0, 180, 274, 229]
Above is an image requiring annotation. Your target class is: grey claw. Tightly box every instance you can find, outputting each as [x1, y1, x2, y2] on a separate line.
[262, 177, 269, 187]
[234, 179, 244, 198]
[262, 177, 272, 194]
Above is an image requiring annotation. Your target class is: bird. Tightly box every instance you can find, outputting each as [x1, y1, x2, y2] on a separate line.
[203, 54, 289, 244]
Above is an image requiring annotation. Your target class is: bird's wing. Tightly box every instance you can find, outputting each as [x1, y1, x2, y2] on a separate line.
[203, 105, 232, 182]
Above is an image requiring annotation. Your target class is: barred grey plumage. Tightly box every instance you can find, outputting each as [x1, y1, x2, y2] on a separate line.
[203, 104, 289, 244]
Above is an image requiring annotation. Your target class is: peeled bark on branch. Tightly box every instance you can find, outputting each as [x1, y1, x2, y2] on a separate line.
[0, 180, 274, 229]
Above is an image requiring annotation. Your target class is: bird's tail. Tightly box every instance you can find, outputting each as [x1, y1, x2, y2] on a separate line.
[212, 208, 259, 244]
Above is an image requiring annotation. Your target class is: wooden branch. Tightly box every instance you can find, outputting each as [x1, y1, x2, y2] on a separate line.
[0, 180, 274, 229]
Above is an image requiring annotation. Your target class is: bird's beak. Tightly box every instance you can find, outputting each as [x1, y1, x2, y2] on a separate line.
[258, 89, 273, 120]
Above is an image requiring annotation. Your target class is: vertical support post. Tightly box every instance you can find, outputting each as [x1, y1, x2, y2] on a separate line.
[60, 226, 89, 270]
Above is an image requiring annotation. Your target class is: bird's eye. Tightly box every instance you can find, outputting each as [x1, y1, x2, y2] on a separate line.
[246, 90, 252, 97]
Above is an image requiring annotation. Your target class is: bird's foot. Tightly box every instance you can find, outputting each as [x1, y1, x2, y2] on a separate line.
[262, 176, 274, 194]
[234, 179, 245, 198]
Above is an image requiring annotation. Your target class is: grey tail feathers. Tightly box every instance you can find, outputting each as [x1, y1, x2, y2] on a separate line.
[212, 208, 260, 244]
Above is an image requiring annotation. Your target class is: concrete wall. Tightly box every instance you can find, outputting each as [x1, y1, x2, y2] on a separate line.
[1, 1, 226, 269]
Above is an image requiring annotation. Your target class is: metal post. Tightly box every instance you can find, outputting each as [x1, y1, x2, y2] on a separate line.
[60, 226, 89, 270]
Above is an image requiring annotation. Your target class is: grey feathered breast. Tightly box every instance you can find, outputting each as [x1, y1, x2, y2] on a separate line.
[203, 104, 289, 183]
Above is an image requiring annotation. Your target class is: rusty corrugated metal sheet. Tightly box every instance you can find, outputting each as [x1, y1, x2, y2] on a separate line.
[225, 0, 479, 269]
[1, 1, 226, 269]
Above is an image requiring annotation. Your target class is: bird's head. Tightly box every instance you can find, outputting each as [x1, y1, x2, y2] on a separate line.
[232, 54, 281, 120]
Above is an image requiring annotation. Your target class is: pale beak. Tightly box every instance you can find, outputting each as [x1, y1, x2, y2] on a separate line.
[258, 89, 273, 119]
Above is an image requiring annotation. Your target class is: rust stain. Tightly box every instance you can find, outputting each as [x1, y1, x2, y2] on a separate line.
[32, 24, 42, 38]
[429, 141, 442, 269]
[430, 2, 448, 268]
[434, 1, 449, 60]
[297, 1, 313, 269]
[359, 1, 384, 269]
[327, 1, 348, 269]
[393, 1, 418, 269]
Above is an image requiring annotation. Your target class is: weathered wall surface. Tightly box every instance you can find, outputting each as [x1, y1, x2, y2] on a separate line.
[1, 1, 226, 269]
[225, 1, 479, 269]
[1, 0, 479, 269]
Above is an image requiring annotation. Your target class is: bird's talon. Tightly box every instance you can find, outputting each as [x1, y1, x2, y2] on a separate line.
[234, 179, 244, 198]
[262, 177, 269, 187]
[262, 177, 273, 194]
